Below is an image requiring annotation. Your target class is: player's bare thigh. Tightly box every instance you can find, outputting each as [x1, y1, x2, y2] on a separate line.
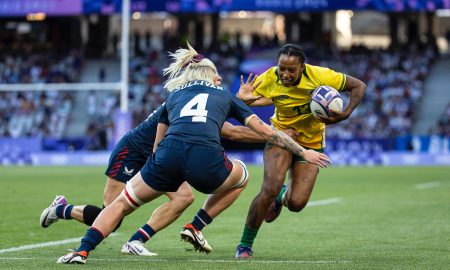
[285, 162, 319, 212]
[127, 171, 165, 203]
[103, 177, 126, 206]
[262, 144, 292, 196]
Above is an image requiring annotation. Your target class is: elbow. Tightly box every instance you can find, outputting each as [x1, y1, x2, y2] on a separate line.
[358, 80, 367, 92]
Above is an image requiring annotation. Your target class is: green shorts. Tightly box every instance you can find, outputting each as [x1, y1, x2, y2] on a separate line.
[292, 147, 324, 164]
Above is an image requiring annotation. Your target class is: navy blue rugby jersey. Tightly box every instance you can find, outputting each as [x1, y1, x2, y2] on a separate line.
[126, 104, 165, 151]
[159, 80, 254, 148]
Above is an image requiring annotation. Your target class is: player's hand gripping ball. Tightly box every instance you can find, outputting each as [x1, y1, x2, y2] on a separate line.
[310, 86, 343, 120]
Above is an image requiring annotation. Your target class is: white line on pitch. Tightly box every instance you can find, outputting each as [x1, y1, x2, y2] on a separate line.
[307, 197, 342, 207]
[415, 181, 441, 190]
[0, 233, 120, 254]
[0, 257, 350, 264]
[0, 198, 341, 255]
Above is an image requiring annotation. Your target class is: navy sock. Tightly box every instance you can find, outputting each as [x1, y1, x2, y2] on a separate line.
[76, 227, 104, 253]
[55, 204, 74, 220]
[191, 209, 212, 231]
[128, 224, 156, 243]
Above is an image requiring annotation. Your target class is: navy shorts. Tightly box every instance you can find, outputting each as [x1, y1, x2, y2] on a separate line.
[140, 138, 233, 194]
[104, 136, 152, 183]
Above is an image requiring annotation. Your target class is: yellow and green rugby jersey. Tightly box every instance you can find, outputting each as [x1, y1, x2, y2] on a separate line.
[254, 64, 346, 149]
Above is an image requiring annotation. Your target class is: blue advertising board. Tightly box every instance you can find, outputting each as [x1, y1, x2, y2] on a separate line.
[0, 0, 82, 16]
[0, 0, 448, 16]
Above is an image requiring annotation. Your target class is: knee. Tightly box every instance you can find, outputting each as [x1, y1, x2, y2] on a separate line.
[286, 198, 308, 212]
[232, 159, 249, 189]
[167, 189, 195, 212]
[116, 199, 135, 215]
[261, 184, 281, 200]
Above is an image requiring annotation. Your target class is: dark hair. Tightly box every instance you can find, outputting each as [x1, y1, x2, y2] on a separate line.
[277, 44, 306, 63]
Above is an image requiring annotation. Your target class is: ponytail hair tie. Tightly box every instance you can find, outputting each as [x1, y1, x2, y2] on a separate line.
[193, 54, 204, 63]
[182, 54, 204, 68]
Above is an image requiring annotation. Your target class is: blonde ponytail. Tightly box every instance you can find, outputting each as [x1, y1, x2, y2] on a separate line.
[163, 42, 198, 80]
[163, 42, 219, 92]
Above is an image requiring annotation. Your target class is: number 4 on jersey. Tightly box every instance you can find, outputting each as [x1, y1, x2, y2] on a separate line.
[180, 93, 209, 122]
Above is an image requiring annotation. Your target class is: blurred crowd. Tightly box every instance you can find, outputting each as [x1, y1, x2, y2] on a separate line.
[0, 91, 74, 138]
[315, 43, 437, 139]
[0, 31, 446, 150]
[105, 31, 249, 128]
[0, 47, 82, 138]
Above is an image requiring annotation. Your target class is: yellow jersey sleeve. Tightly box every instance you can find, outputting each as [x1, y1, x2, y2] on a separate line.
[308, 65, 347, 91]
[253, 67, 277, 98]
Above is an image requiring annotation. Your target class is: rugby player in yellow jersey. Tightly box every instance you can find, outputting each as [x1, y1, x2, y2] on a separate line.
[235, 44, 366, 258]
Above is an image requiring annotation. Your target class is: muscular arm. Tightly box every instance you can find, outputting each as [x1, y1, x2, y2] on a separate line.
[245, 97, 273, 107]
[153, 123, 168, 153]
[244, 114, 331, 167]
[341, 75, 366, 116]
[220, 121, 265, 143]
[320, 75, 366, 124]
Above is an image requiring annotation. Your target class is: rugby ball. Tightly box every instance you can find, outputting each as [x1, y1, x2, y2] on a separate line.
[310, 86, 343, 119]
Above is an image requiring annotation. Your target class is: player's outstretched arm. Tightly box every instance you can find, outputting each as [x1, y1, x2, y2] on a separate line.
[245, 115, 331, 168]
[153, 123, 168, 153]
[220, 121, 265, 143]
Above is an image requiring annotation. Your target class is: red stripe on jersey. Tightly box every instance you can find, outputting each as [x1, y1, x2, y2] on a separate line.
[117, 152, 128, 157]
[118, 146, 129, 154]
[222, 152, 233, 172]
[112, 163, 122, 168]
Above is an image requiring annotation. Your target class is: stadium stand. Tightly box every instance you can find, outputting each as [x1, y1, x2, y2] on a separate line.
[322, 43, 437, 138]
[0, 39, 82, 138]
[0, 10, 446, 156]
[0, 35, 438, 148]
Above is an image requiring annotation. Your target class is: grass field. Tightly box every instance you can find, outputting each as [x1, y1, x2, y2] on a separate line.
[0, 166, 449, 269]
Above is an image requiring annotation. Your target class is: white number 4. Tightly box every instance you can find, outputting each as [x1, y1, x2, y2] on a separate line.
[180, 93, 209, 122]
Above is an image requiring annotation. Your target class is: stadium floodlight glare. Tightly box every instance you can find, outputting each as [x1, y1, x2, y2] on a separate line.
[436, 9, 450, 17]
[26, 12, 46, 21]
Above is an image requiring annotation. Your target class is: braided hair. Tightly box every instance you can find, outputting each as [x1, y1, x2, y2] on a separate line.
[277, 44, 306, 63]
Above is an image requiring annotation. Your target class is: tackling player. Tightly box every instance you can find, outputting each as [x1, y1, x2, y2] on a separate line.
[40, 77, 265, 255]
